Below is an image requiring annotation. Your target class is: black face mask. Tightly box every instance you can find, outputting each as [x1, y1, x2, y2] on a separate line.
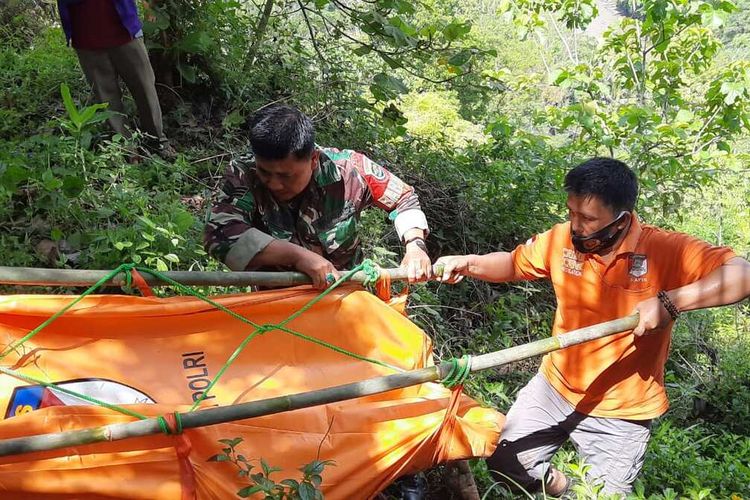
[571, 211, 629, 254]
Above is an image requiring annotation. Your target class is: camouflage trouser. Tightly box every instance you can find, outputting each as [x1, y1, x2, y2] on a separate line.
[486, 373, 651, 496]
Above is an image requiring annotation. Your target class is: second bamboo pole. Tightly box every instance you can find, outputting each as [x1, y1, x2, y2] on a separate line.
[0, 314, 639, 458]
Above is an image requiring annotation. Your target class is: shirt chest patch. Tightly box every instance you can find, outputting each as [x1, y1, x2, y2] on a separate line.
[629, 254, 649, 281]
[562, 248, 583, 276]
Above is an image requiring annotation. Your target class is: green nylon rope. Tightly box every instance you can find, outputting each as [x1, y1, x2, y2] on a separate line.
[156, 412, 183, 435]
[0, 263, 138, 361]
[1, 365, 180, 434]
[440, 355, 472, 389]
[0, 260, 409, 428]
[184, 259, 397, 411]
[0, 365, 149, 421]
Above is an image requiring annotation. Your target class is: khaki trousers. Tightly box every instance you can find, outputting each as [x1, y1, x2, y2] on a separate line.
[486, 373, 652, 496]
[75, 37, 164, 142]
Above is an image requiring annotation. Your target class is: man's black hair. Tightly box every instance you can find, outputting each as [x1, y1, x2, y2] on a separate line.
[245, 104, 315, 160]
[564, 157, 639, 213]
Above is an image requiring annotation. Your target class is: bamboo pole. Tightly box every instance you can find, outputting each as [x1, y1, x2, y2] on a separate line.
[0, 265, 432, 288]
[0, 314, 638, 458]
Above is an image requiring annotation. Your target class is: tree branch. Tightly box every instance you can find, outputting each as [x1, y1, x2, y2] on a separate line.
[298, 1, 328, 64]
[244, 0, 276, 71]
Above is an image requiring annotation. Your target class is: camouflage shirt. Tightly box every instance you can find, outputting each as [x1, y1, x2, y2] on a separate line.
[205, 147, 429, 271]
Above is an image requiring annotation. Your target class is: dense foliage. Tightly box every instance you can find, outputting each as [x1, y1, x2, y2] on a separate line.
[1, 0, 749, 498]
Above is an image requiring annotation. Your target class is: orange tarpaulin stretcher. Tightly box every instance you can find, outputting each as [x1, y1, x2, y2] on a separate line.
[0, 285, 503, 499]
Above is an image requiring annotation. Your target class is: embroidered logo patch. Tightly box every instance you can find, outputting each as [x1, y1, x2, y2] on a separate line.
[562, 248, 583, 276]
[364, 157, 388, 181]
[629, 254, 648, 278]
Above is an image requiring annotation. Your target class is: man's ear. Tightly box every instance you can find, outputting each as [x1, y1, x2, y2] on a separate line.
[309, 149, 320, 171]
[617, 212, 632, 230]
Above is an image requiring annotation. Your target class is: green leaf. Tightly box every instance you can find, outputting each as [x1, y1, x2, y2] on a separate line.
[674, 109, 694, 124]
[280, 479, 300, 489]
[60, 83, 81, 127]
[447, 49, 472, 67]
[550, 68, 569, 86]
[720, 81, 745, 105]
[41, 169, 63, 190]
[260, 458, 271, 476]
[298, 482, 316, 500]
[260, 458, 282, 477]
[701, 7, 727, 30]
[138, 216, 158, 229]
[395, 0, 415, 15]
[236, 485, 263, 498]
[50, 228, 64, 241]
[172, 209, 195, 233]
[62, 175, 85, 198]
[222, 109, 245, 129]
[443, 21, 471, 41]
[154, 257, 168, 272]
[0, 164, 28, 191]
[114, 241, 133, 251]
[143, 9, 170, 33]
[301, 459, 333, 476]
[352, 45, 372, 56]
[177, 62, 198, 83]
[379, 53, 402, 69]
[163, 252, 181, 262]
[218, 437, 243, 448]
[384, 23, 411, 46]
[177, 30, 212, 53]
[80, 130, 93, 150]
[373, 73, 408, 94]
[207, 453, 230, 462]
[78, 102, 108, 126]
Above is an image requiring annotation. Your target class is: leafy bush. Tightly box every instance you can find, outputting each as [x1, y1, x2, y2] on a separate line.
[635, 421, 750, 498]
[0, 28, 82, 140]
[208, 437, 334, 499]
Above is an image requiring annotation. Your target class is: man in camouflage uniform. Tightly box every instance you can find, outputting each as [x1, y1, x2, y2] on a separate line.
[205, 104, 432, 289]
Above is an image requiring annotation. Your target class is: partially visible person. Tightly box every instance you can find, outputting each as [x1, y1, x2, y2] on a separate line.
[435, 157, 750, 497]
[205, 104, 432, 288]
[57, 0, 173, 156]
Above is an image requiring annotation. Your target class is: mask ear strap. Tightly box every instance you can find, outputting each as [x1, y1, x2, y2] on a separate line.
[617, 211, 631, 229]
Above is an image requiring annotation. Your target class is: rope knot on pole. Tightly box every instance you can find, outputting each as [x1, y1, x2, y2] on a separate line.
[440, 355, 472, 389]
[119, 263, 137, 289]
[359, 259, 381, 287]
[158, 412, 184, 435]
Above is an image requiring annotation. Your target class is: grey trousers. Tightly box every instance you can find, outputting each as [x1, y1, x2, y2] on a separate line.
[75, 37, 165, 142]
[486, 373, 652, 496]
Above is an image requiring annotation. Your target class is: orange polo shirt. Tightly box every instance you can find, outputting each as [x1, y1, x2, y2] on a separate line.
[511, 216, 735, 420]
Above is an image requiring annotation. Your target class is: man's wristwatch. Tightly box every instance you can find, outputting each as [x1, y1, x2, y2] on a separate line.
[404, 236, 428, 253]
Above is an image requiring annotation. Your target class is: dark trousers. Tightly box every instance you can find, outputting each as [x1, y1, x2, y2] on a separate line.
[75, 37, 165, 142]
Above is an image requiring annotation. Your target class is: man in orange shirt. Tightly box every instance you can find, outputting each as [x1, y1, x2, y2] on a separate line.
[435, 157, 750, 496]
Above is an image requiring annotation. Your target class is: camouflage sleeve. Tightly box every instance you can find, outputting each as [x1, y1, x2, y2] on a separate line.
[204, 159, 275, 271]
[350, 152, 429, 241]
